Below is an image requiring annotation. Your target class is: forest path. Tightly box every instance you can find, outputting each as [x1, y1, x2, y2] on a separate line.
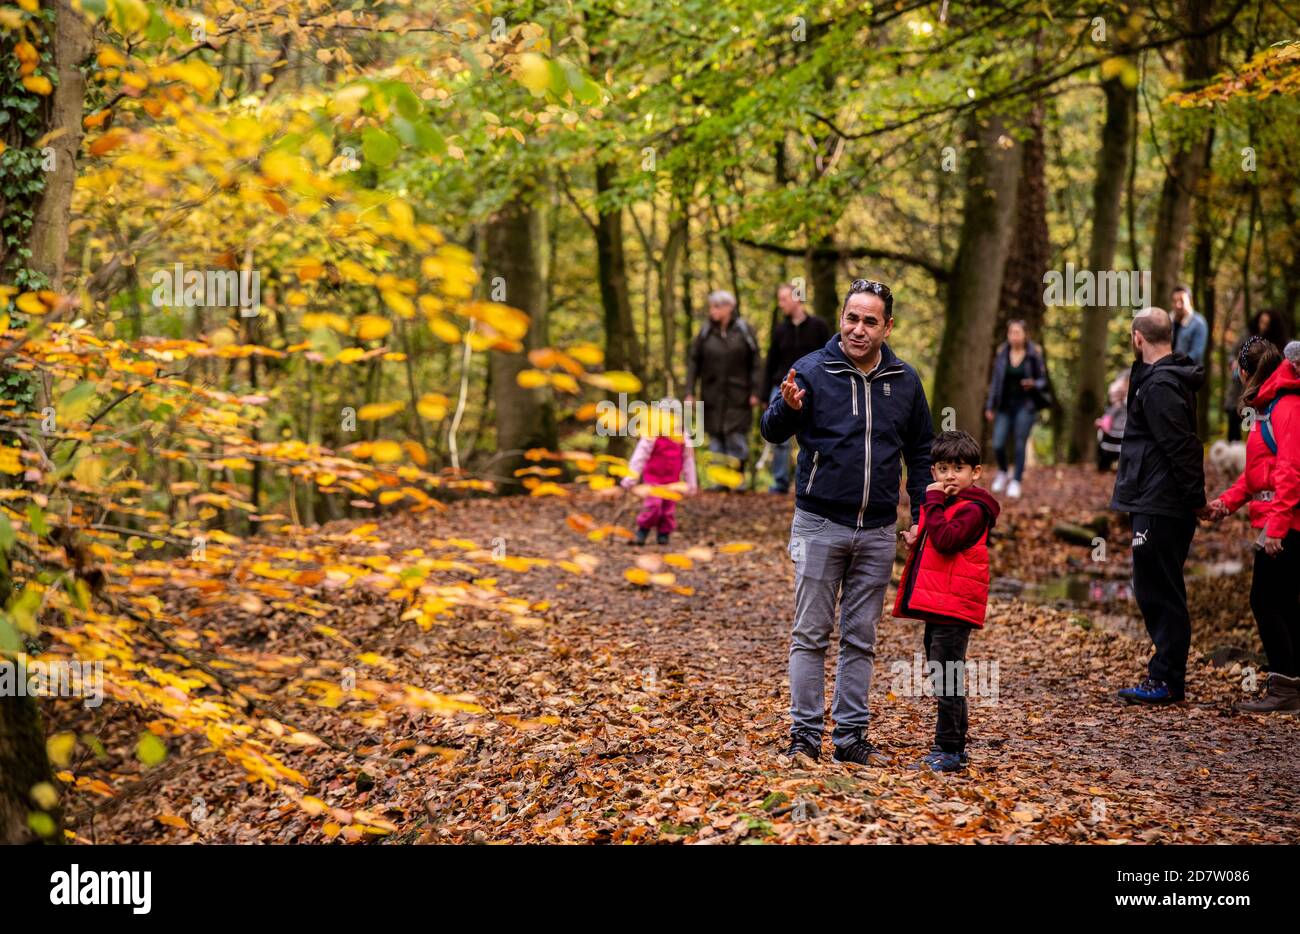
[92, 469, 1299, 843]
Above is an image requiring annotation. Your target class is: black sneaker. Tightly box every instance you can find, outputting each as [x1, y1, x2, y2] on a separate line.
[631, 527, 649, 546]
[783, 735, 820, 761]
[832, 738, 889, 767]
[656, 532, 670, 546]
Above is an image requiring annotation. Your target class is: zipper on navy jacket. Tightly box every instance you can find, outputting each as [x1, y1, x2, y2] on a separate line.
[823, 361, 904, 527]
[805, 450, 820, 494]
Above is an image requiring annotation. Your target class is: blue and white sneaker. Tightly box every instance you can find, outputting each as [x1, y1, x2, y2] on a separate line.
[1118, 678, 1182, 705]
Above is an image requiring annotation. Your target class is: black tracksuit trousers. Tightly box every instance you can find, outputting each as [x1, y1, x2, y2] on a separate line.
[1130, 512, 1197, 696]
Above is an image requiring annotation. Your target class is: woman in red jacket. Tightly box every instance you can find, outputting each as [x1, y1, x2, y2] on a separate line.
[1205, 337, 1300, 713]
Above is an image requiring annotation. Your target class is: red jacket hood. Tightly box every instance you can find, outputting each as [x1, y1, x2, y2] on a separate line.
[1256, 360, 1300, 405]
[954, 485, 1000, 529]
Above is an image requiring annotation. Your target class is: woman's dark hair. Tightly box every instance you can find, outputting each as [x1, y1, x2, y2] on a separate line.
[1239, 337, 1283, 415]
[930, 430, 982, 468]
[1249, 308, 1289, 348]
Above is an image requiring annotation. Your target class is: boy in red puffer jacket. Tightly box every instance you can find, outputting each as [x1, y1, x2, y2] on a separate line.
[1205, 338, 1300, 713]
[893, 430, 1001, 771]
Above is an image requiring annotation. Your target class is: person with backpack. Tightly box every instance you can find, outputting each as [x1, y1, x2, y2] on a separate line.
[1204, 338, 1300, 714]
[685, 290, 764, 488]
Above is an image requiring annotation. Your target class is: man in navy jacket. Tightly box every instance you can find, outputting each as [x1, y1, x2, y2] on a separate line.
[761, 278, 934, 765]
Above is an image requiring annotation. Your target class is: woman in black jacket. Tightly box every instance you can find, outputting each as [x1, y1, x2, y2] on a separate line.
[983, 320, 1049, 499]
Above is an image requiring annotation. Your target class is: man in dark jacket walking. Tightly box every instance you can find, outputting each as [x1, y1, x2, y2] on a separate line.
[762, 283, 830, 493]
[1112, 307, 1208, 705]
[685, 290, 764, 486]
[761, 278, 934, 765]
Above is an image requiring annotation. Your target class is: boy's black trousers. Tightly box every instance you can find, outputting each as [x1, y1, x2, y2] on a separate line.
[1130, 512, 1197, 696]
[923, 621, 973, 753]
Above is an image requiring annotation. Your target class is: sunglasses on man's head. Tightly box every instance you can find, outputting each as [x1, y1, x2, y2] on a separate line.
[847, 279, 892, 301]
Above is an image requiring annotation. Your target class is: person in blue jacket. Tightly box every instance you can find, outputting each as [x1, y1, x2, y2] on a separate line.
[1171, 285, 1208, 366]
[761, 278, 935, 766]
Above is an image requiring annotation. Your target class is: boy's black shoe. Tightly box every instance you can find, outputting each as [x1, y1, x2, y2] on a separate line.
[656, 532, 670, 546]
[832, 738, 889, 767]
[783, 734, 820, 762]
[631, 527, 649, 546]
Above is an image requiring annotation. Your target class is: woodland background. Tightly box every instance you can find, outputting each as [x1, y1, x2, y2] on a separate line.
[1, 0, 1298, 844]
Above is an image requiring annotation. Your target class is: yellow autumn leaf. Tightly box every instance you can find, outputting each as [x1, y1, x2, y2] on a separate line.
[97, 46, 127, 69]
[516, 369, 549, 389]
[584, 370, 643, 393]
[356, 315, 392, 340]
[15, 292, 46, 315]
[295, 258, 324, 282]
[529, 482, 567, 497]
[706, 465, 744, 489]
[302, 312, 350, 333]
[337, 258, 376, 285]
[22, 74, 52, 95]
[428, 317, 461, 343]
[47, 733, 77, 768]
[402, 441, 428, 466]
[567, 342, 604, 366]
[623, 567, 651, 586]
[719, 542, 755, 554]
[371, 440, 403, 463]
[515, 53, 551, 95]
[467, 302, 529, 340]
[381, 290, 414, 318]
[548, 373, 580, 394]
[416, 393, 449, 420]
[358, 400, 404, 421]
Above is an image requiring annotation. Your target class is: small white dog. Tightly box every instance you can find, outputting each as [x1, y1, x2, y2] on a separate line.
[1209, 439, 1246, 481]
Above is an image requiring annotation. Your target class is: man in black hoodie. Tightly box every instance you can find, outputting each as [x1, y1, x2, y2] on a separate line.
[1111, 307, 1207, 705]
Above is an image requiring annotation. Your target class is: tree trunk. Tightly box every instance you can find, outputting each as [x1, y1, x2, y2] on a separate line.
[996, 102, 1049, 342]
[1192, 130, 1217, 438]
[0, 0, 91, 845]
[808, 237, 839, 330]
[595, 162, 642, 381]
[932, 112, 1023, 438]
[595, 162, 641, 456]
[660, 215, 687, 398]
[25, 0, 93, 290]
[485, 189, 556, 490]
[996, 100, 1063, 460]
[1070, 72, 1136, 462]
[0, 556, 61, 843]
[1150, 0, 1219, 306]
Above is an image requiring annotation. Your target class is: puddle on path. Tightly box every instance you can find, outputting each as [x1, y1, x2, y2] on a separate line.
[996, 560, 1246, 643]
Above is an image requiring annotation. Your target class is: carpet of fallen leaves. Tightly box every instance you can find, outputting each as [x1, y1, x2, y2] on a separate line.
[66, 465, 1299, 844]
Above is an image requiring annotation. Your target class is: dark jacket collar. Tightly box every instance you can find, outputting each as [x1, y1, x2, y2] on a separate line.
[824, 335, 901, 375]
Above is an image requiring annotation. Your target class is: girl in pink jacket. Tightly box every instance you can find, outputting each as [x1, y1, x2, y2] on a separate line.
[619, 409, 698, 546]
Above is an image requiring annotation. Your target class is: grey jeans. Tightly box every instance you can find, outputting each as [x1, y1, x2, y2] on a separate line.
[787, 508, 896, 748]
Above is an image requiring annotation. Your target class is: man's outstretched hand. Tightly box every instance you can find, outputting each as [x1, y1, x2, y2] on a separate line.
[780, 368, 806, 411]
